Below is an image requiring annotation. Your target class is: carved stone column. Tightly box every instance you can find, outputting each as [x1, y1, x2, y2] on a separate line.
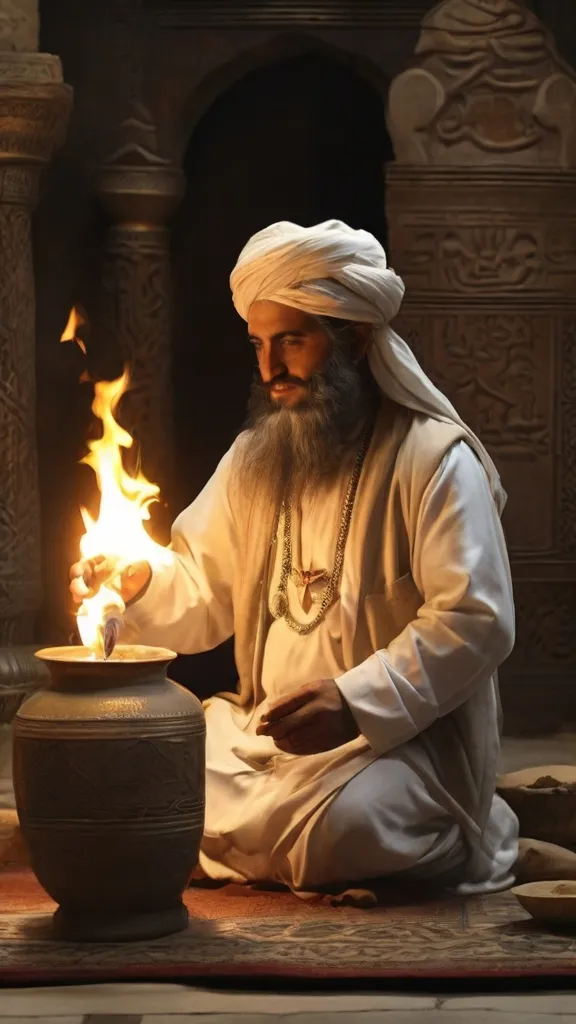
[0, 0, 72, 805]
[386, 0, 576, 732]
[97, 104, 184, 526]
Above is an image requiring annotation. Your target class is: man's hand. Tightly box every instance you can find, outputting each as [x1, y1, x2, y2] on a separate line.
[256, 679, 359, 755]
[70, 556, 151, 607]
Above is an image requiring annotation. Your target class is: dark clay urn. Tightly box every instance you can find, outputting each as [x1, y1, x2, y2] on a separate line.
[12, 644, 205, 942]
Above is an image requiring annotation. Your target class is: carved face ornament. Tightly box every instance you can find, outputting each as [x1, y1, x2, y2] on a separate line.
[421, 0, 533, 43]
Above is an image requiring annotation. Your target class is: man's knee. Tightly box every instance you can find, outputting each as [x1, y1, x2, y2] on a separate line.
[317, 757, 437, 849]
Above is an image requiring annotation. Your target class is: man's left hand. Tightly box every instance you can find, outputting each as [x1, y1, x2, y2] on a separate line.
[256, 679, 359, 755]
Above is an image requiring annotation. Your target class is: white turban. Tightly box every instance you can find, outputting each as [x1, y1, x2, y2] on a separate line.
[230, 219, 505, 513]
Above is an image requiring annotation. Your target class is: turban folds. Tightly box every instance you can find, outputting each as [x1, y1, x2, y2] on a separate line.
[230, 219, 505, 513]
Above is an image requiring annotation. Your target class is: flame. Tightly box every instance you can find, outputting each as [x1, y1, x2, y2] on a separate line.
[61, 306, 87, 356]
[76, 369, 172, 655]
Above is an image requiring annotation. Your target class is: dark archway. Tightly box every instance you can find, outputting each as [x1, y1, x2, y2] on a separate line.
[169, 51, 393, 695]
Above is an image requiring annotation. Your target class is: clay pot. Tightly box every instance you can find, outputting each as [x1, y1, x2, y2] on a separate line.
[498, 765, 576, 851]
[12, 645, 205, 942]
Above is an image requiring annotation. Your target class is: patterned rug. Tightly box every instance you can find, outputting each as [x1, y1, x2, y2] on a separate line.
[2, 869, 576, 982]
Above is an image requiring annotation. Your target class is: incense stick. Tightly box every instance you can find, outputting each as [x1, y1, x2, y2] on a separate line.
[102, 614, 122, 660]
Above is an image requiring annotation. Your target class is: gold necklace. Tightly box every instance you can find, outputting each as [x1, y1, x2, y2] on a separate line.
[271, 418, 373, 636]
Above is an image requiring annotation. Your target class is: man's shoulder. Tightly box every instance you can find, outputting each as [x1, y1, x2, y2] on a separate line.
[401, 409, 463, 450]
[394, 410, 469, 491]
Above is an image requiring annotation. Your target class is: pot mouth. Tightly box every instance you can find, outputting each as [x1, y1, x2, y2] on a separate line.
[35, 644, 177, 665]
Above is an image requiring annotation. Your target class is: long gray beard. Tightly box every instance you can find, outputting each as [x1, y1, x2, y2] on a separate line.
[235, 348, 377, 510]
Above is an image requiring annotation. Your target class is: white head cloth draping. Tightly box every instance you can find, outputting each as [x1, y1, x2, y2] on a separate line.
[230, 219, 505, 513]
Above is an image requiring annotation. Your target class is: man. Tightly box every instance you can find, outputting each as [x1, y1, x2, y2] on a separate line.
[71, 219, 519, 895]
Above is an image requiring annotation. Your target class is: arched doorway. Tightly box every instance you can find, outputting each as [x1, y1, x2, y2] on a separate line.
[169, 50, 392, 695]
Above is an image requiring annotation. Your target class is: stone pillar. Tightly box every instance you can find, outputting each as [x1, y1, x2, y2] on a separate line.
[385, 0, 576, 732]
[97, 103, 184, 528]
[0, 0, 72, 806]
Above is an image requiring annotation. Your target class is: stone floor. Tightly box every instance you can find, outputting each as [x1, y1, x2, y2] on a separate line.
[2, 987, 576, 1022]
[1, 734, 576, 1023]
[3, 987, 576, 1022]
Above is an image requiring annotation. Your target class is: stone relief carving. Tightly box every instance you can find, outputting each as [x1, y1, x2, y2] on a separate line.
[394, 226, 544, 292]
[0, 92, 71, 164]
[0, 76, 72, 645]
[386, 166, 575, 563]
[429, 313, 550, 461]
[101, 103, 173, 173]
[387, 0, 576, 167]
[508, 581, 576, 669]
[0, 53, 61, 83]
[386, 0, 576, 712]
[440, 229, 541, 291]
[0, 0, 38, 54]
[0, 203, 40, 624]
[393, 305, 556, 557]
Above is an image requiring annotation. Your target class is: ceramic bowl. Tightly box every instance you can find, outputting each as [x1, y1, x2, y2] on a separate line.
[512, 880, 576, 924]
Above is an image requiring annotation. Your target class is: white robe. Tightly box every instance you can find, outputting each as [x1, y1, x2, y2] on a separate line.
[124, 440, 518, 892]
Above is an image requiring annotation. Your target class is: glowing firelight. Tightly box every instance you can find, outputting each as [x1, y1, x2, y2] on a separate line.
[60, 305, 87, 355]
[74, 369, 172, 656]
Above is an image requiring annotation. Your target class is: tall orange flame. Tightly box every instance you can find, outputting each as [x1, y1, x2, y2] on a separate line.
[75, 369, 172, 656]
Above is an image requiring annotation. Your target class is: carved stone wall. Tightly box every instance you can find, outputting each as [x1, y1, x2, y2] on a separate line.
[0, 61, 71, 649]
[388, 0, 576, 168]
[0, 0, 38, 53]
[0, 4, 72, 807]
[386, 0, 576, 732]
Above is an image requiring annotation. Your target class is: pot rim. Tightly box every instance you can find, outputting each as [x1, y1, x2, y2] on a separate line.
[35, 644, 177, 665]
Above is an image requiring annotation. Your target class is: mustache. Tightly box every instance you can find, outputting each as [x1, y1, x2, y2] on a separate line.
[260, 372, 309, 391]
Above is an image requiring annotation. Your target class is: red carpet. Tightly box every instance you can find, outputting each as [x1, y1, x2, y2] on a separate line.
[1, 869, 576, 983]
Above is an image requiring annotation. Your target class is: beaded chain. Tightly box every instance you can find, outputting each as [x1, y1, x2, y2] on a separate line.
[271, 418, 373, 635]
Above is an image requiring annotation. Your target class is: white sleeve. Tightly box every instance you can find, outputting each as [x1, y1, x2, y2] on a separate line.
[335, 441, 514, 755]
[122, 445, 238, 654]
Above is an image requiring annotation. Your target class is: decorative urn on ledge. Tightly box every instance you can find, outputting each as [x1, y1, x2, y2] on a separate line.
[12, 644, 205, 942]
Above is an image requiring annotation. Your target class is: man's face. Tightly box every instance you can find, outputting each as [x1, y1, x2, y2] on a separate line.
[247, 301, 333, 408]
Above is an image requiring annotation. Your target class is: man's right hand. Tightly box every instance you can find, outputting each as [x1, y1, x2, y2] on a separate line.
[69, 556, 151, 606]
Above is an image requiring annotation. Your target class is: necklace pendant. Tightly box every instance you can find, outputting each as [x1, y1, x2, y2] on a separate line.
[272, 415, 374, 636]
[290, 568, 328, 589]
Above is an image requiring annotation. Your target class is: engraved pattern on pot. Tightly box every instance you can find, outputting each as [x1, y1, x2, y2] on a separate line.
[13, 648, 206, 939]
[14, 733, 205, 824]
